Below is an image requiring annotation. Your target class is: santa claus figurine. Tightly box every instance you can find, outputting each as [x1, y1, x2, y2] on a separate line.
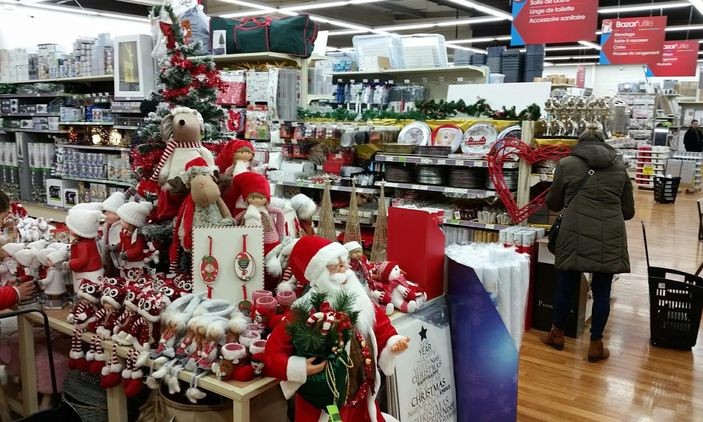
[102, 192, 127, 276]
[376, 261, 427, 314]
[116, 202, 154, 277]
[264, 236, 410, 422]
[64, 209, 104, 293]
[233, 172, 285, 256]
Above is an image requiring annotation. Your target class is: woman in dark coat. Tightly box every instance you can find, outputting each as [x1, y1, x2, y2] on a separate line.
[542, 126, 635, 362]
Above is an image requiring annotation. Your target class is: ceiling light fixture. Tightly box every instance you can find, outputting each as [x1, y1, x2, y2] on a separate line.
[283, 0, 386, 12]
[1, 0, 149, 22]
[666, 24, 703, 31]
[446, 45, 487, 54]
[446, 0, 513, 21]
[445, 36, 512, 44]
[600, 1, 690, 14]
[579, 41, 602, 50]
[690, 0, 703, 15]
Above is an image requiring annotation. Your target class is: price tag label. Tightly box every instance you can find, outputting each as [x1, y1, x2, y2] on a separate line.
[420, 158, 433, 165]
[398, 156, 406, 163]
[455, 160, 464, 166]
[642, 164, 655, 176]
[485, 224, 496, 230]
[437, 159, 446, 165]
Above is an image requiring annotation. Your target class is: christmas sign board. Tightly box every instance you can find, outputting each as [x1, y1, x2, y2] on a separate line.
[646, 40, 700, 77]
[599, 16, 667, 65]
[192, 226, 264, 305]
[510, 0, 598, 46]
[386, 297, 457, 422]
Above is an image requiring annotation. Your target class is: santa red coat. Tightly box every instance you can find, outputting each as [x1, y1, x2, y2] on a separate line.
[265, 301, 403, 422]
[119, 230, 148, 264]
[68, 239, 103, 273]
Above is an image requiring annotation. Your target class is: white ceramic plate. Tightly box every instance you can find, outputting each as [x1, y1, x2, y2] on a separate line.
[432, 124, 463, 153]
[398, 121, 431, 146]
[462, 123, 498, 156]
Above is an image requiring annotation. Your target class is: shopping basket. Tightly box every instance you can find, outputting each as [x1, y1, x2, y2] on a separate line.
[0, 308, 83, 421]
[642, 222, 703, 349]
[653, 176, 681, 204]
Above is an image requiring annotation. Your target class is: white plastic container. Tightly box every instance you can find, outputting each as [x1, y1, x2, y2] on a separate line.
[401, 35, 448, 69]
[352, 34, 404, 70]
[490, 73, 505, 84]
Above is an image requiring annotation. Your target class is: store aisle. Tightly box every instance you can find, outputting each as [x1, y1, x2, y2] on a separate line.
[518, 189, 703, 421]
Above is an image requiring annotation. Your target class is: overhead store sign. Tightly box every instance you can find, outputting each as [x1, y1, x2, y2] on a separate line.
[646, 40, 699, 77]
[510, 0, 598, 46]
[599, 16, 667, 65]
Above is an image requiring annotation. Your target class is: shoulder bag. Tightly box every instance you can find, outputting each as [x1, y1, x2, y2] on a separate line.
[547, 168, 594, 254]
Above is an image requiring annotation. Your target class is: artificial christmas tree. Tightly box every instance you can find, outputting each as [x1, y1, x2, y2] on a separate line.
[317, 183, 336, 242]
[343, 182, 361, 244]
[371, 183, 388, 263]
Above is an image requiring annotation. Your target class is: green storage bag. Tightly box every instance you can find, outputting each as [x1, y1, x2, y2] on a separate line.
[234, 17, 271, 54]
[269, 15, 318, 58]
[210, 16, 238, 54]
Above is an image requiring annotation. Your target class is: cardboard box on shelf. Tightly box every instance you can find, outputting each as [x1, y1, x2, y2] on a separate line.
[358, 56, 391, 72]
[48, 117, 59, 131]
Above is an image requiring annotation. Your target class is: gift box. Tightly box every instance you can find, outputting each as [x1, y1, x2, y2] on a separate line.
[388, 206, 446, 299]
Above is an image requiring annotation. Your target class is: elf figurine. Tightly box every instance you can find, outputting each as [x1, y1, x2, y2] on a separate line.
[197, 317, 228, 370]
[376, 261, 427, 313]
[64, 209, 104, 293]
[116, 202, 154, 277]
[216, 139, 257, 215]
[66, 279, 102, 370]
[102, 192, 128, 276]
[233, 172, 285, 256]
[154, 293, 203, 359]
[344, 241, 373, 286]
[86, 284, 126, 374]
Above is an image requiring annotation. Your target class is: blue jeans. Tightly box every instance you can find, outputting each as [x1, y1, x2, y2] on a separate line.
[553, 271, 613, 341]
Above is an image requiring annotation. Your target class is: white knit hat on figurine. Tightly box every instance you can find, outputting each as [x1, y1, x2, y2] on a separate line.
[69, 202, 104, 213]
[65, 209, 102, 239]
[344, 241, 362, 253]
[117, 202, 153, 228]
[103, 192, 128, 214]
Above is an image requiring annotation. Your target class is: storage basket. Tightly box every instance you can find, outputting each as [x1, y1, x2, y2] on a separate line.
[654, 176, 681, 204]
[643, 222, 703, 349]
[62, 370, 107, 422]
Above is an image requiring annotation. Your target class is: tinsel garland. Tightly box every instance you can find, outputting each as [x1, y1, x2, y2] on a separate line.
[298, 98, 542, 122]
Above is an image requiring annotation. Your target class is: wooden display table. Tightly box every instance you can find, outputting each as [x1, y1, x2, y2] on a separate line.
[10, 308, 279, 421]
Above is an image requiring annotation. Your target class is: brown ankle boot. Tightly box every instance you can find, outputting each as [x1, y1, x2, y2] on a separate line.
[587, 339, 610, 363]
[540, 325, 565, 350]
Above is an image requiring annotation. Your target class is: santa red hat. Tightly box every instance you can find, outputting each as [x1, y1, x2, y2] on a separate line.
[183, 157, 218, 187]
[289, 236, 349, 288]
[215, 140, 255, 173]
[234, 172, 270, 203]
[378, 261, 400, 284]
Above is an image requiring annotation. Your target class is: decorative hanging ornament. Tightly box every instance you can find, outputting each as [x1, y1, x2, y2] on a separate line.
[200, 235, 219, 298]
[235, 233, 256, 315]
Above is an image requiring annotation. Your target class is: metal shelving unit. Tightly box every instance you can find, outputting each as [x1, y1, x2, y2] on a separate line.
[0, 127, 67, 134]
[6, 74, 114, 84]
[59, 121, 114, 126]
[56, 143, 130, 152]
[375, 153, 519, 168]
[375, 181, 496, 198]
[61, 176, 133, 187]
[273, 180, 379, 194]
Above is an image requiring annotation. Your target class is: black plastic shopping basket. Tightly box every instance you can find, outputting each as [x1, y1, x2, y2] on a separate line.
[642, 222, 703, 350]
[0, 308, 83, 421]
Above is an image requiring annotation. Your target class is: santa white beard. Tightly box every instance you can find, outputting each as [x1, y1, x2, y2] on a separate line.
[311, 268, 376, 337]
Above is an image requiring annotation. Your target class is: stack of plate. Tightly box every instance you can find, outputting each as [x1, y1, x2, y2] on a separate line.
[385, 163, 415, 183]
[501, 49, 523, 83]
[417, 165, 446, 185]
[487, 46, 505, 74]
[524, 44, 545, 83]
[415, 145, 451, 157]
[486, 169, 519, 190]
[449, 168, 485, 189]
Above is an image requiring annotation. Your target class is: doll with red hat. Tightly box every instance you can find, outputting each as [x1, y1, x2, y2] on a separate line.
[375, 261, 427, 314]
[64, 209, 104, 293]
[112, 283, 148, 345]
[66, 278, 102, 370]
[170, 157, 233, 272]
[216, 139, 256, 215]
[86, 284, 126, 374]
[233, 172, 285, 257]
[116, 202, 154, 277]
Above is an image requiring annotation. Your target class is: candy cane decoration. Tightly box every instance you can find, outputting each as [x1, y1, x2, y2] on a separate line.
[306, 312, 337, 336]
